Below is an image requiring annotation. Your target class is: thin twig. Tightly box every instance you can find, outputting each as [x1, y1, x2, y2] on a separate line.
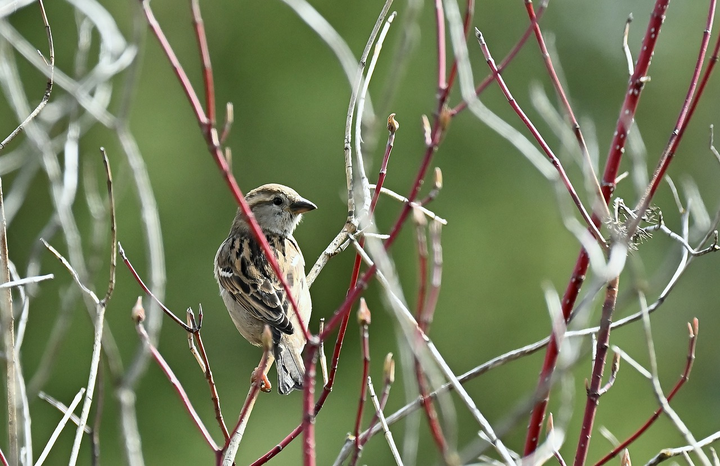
[37, 392, 92, 434]
[119, 243, 195, 333]
[361, 353, 396, 446]
[475, 29, 604, 246]
[0, 179, 18, 465]
[0, 273, 53, 288]
[643, 218, 719, 256]
[627, 0, 717, 237]
[451, 0, 547, 115]
[222, 327, 272, 465]
[100, 148, 117, 305]
[342, 0, 394, 222]
[596, 319, 699, 466]
[525, 0, 673, 454]
[0, 0, 54, 151]
[371, 186, 447, 225]
[35, 388, 86, 466]
[42, 239, 106, 466]
[192, 307, 229, 442]
[133, 302, 219, 453]
[302, 345, 319, 466]
[639, 292, 710, 466]
[523, 0, 607, 221]
[350, 299, 372, 466]
[318, 319, 328, 387]
[191, 0, 216, 128]
[411, 210, 449, 459]
[355, 12, 396, 218]
[573, 277, 619, 466]
[623, 15, 635, 77]
[644, 431, 720, 466]
[368, 376, 404, 465]
[347, 239, 515, 465]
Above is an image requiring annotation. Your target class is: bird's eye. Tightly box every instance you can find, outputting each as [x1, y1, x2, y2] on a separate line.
[273, 196, 283, 206]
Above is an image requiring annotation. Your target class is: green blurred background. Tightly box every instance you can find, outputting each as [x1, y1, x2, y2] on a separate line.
[1, 0, 719, 464]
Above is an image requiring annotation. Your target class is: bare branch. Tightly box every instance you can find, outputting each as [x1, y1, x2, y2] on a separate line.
[645, 432, 720, 466]
[368, 376, 404, 465]
[0, 0, 54, 151]
[35, 388, 86, 466]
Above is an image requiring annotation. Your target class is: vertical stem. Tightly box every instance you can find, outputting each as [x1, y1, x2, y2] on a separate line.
[524, 0, 670, 455]
[573, 276, 619, 466]
[434, 0, 447, 94]
[0, 179, 17, 465]
[302, 352, 318, 466]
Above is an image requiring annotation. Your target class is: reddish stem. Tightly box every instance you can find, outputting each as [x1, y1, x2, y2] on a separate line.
[411, 217, 448, 457]
[435, 0, 447, 95]
[350, 308, 371, 466]
[475, 30, 604, 245]
[194, 327, 229, 441]
[119, 244, 194, 332]
[191, 0, 216, 129]
[415, 359, 448, 456]
[140, 0, 310, 341]
[253, 65, 444, 466]
[594, 319, 699, 466]
[136, 322, 219, 452]
[573, 277, 619, 466]
[523, 0, 601, 208]
[302, 350, 318, 466]
[629, 0, 717, 234]
[451, 2, 547, 116]
[524, 1, 670, 455]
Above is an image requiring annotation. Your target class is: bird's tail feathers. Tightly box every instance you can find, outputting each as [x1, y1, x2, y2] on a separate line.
[275, 342, 305, 395]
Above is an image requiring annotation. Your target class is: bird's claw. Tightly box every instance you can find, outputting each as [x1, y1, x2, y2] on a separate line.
[251, 367, 272, 393]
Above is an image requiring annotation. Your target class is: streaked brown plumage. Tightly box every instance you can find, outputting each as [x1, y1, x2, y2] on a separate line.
[214, 184, 316, 394]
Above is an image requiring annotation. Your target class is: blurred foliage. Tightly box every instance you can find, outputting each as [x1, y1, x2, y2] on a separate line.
[1, 0, 719, 465]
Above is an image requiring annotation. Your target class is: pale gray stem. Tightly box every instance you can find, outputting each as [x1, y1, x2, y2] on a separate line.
[368, 376, 403, 465]
[35, 388, 86, 466]
[0, 179, 19, 465]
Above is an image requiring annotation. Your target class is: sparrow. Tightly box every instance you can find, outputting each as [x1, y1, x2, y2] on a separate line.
[214, 184, 316, 395]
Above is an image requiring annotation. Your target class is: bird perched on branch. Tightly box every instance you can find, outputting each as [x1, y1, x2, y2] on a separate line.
[214, 184, 316, 394]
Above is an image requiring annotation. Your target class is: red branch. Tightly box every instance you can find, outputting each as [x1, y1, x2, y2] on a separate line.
[451, 2, 546, 115]
[139, 0, 310, 342]
[136, 319, 219, 453]
[594, 319, 700, 466]
[475, 29, 604, 245]
[191, 0, 216, 129]
[573, 278, 619, 466]
[253, 30, 446, 466]
[435, 0, 447, 93]
[524, 0, 671, 455]
[222, 339, 271, 464]
[119, 244, 195, 333]
[192, 314, 229, 441]
[350, 299, 372, 466]
[302, 350, 318, 466]
[629, 0, 717, 234]
[523, 0, 601, 209]
[411, 210, 448, 457]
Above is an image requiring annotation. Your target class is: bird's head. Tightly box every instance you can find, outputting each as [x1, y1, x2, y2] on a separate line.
[233, 184, 317, 237]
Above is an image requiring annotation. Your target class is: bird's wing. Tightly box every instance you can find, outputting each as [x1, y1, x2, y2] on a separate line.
[215, 234, 296, 336]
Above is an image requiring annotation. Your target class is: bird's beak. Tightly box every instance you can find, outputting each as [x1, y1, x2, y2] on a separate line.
[289, 197, 317, 214]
